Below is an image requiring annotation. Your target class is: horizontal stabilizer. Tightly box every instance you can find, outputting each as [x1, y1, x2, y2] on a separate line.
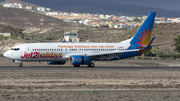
[151, 42, 174, 47]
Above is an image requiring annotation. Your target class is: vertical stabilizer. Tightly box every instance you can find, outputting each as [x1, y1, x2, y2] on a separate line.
[130, 12, 156, 48]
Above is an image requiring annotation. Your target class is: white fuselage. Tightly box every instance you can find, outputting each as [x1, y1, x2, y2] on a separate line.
[3, 39, 131, 62]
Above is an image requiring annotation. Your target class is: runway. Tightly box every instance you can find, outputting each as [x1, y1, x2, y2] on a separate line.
[0, 66, 180, 70]
[0, 66, 180, 95]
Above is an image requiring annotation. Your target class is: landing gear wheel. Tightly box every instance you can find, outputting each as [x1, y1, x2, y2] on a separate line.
[88, 63, 94, 67]
[19, 63, 23, 67]
[74, 65, 80, 67]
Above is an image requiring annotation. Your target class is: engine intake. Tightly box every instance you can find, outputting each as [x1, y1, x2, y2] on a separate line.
[69, 55, 90, 65]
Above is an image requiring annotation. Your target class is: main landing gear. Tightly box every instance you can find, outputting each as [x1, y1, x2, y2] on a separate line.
[73, 65, 80, 67]
[73, 62, 95, 67]
[88, 62, 94, 67]
[19, 63, 23, 67]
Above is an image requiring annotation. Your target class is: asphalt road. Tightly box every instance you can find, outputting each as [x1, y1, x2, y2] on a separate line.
[0, 66, 180, 70]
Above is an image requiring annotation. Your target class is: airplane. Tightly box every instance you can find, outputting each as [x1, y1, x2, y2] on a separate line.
[3, 12, 168, 67]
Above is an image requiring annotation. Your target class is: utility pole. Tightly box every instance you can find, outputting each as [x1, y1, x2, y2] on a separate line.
[40, 16, 44, 30]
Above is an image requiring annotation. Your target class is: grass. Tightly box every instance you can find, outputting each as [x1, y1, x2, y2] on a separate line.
[91, 90, 97, 94]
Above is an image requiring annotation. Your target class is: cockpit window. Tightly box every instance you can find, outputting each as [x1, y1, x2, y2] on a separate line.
[11, 48, 20, 51]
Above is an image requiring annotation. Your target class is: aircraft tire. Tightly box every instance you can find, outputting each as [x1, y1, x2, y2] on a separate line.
[19, 63, 23, 68]
[74, 65, 80, 67]
[88, 63, 94, 67]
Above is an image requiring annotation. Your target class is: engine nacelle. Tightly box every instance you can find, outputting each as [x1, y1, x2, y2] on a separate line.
[47, 61, 66, 65]
[69, 55, 90, 65]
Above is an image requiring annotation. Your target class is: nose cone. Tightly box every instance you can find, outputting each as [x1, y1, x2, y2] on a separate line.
[3, 52, 9, 58]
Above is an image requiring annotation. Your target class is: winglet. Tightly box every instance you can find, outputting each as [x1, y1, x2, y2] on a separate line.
[145, 37, 155, 49]
[63, 38, 66, 43]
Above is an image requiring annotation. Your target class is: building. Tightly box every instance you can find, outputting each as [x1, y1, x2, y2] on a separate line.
[37, 7, 46, 12]
[26, 6, 33, 10]
[3, 3, 15, 8]
[46, 8, 51, 11]
[120, 24, 135, 29]
[14, 3, 22, 9]
[64, 31, 79, 43]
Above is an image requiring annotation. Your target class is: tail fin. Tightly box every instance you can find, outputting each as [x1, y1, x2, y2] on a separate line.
[145, 37, 154, 49]
[130, 12, 156, 48]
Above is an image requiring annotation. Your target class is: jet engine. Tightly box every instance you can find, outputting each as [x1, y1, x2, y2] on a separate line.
[69, 55, 90, 65]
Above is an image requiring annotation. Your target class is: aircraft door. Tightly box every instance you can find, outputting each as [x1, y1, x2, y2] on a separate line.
[25, 45, 31, 53]
[25, 45, 31, 60]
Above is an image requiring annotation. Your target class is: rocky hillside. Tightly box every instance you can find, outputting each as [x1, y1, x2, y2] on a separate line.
[0, 24, 23, 36]
[0, 7, 73, 28]
[109, 23, 180, 51]
[0, 23, 180, 54]
[41, 28, 128, 42]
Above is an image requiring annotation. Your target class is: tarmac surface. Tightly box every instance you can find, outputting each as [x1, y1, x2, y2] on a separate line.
[0, 67, 179, 100]
[1, 58, 180, 100]
[0, 66, 180, 94]
[0, 66, 180, 70]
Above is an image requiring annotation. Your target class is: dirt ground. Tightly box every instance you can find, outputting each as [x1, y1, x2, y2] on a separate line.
[0, 92, 180, 101]
[0, 58, 180, 100]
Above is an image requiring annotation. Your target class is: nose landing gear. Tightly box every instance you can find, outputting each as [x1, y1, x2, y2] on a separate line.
[13, 60, 23, 67]
[19, 63, 23, 67]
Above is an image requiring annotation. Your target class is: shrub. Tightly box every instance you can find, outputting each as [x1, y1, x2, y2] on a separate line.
[10, 36, 17, 39]
[0, 35, 8, 40]
[37, 35, 44, 39]
[46, 35, 55, 40]
[69, 38, 72, 42]
[156, 53, 180, 59]
[0, 35, 4, 40]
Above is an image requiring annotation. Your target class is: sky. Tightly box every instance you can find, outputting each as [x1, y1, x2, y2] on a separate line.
[118, 0, 180, 12]
[1, 0, 180, 17]
[21, 0, 180, 12]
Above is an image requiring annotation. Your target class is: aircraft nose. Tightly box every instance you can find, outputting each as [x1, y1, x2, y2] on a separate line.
[3, 51, 9, 58]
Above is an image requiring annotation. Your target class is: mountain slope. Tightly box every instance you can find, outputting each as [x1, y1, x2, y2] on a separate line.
[0, 7, 72, 28]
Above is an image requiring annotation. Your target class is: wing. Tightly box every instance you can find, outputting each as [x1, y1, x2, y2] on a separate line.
[87, 49, 140, 61]
[65, 49, 140, 61]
